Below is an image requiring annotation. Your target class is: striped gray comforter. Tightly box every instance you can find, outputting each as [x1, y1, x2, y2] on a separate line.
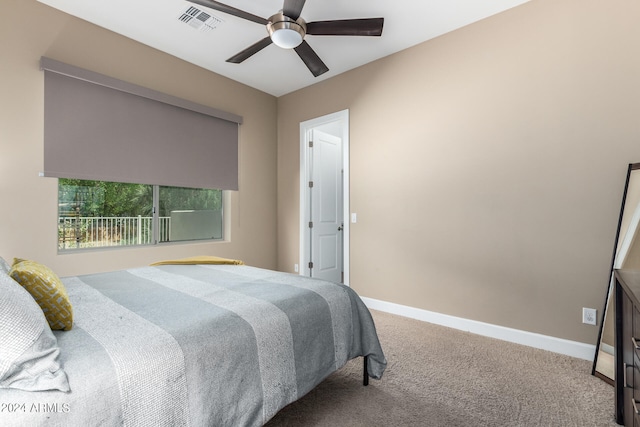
[1, 264, 386, 427]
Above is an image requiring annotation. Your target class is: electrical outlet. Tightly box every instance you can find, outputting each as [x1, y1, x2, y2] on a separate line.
[582, 307, 597, 325]
[294, 264, 299, 273]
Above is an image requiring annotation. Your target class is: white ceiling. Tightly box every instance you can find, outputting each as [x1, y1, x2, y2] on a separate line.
[37, 0, 530, 97]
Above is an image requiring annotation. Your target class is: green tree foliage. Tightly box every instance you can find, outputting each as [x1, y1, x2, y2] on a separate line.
[59, 179, 152, 217]
[159, 186, 222, 216]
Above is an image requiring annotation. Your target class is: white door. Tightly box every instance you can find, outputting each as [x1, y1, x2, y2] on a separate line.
[309, 129, 343, 282]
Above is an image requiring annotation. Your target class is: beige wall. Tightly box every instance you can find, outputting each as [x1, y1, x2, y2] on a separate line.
[277, 0, 640, 344]
[0, 0, 277, 276]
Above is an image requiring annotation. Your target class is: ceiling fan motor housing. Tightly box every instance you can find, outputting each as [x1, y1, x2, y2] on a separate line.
[267, 13, 307, 49]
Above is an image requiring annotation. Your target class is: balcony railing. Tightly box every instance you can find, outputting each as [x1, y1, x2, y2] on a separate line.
[58, 216, 171, 249]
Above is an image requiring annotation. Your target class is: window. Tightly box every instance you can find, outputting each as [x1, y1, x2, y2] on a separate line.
[58, 179, 223, 250]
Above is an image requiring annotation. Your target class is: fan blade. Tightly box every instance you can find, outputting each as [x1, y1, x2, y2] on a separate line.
[226, 37, 273, 63]
[306, 18, 384, 36]
[294, 41, 329, 77]
[186, 0, 268, 25]
[282, 0, 306, 20]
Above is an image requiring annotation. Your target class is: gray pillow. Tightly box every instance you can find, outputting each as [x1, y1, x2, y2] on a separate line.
[0, 270, 70, 392]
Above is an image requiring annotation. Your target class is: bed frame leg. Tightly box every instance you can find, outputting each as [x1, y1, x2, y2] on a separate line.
[363, 355, 369, 386]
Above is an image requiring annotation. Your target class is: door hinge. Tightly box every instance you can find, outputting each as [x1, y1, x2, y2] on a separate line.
[309, 181, 314, 188]
[309, 140, 313, 148]
[308, 261, 314, 269]
[308, 221, 313, 228]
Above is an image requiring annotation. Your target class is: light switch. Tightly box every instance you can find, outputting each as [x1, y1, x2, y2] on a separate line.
[351, 213, 357, 223]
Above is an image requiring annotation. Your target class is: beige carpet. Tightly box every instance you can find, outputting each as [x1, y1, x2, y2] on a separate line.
[266, 310, 617, 426]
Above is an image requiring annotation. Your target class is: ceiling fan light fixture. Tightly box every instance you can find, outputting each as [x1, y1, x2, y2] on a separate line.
[267, 13, 306, 49]
[271, 28, 303, 49]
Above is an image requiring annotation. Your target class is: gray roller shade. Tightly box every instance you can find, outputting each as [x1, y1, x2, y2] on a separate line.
[41, 57, 242, 190]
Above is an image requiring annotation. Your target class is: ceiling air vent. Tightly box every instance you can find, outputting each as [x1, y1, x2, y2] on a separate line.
[179, 6, 224, 32]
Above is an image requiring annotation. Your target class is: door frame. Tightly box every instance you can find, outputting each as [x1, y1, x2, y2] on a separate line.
[299, 109, 350, 285]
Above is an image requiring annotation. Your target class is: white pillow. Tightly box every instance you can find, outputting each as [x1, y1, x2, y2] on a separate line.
[0, 256, 10, 274]
[0, 270, 70, 392]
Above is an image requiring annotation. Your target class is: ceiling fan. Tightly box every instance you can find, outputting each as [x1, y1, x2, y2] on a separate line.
[186, 0, 384, 77]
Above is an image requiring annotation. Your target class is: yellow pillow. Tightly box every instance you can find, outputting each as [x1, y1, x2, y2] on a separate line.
[9, 259, 73, 331]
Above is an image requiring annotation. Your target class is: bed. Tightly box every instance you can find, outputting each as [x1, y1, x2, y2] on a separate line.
[0, 257, 386, 427]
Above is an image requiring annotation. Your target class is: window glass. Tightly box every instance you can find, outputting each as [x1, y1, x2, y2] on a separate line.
[58, 179, 223, 250]
[159, 186, 223, 242]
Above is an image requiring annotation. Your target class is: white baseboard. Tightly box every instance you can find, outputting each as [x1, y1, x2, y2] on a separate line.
[361, 297, 596, 361]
